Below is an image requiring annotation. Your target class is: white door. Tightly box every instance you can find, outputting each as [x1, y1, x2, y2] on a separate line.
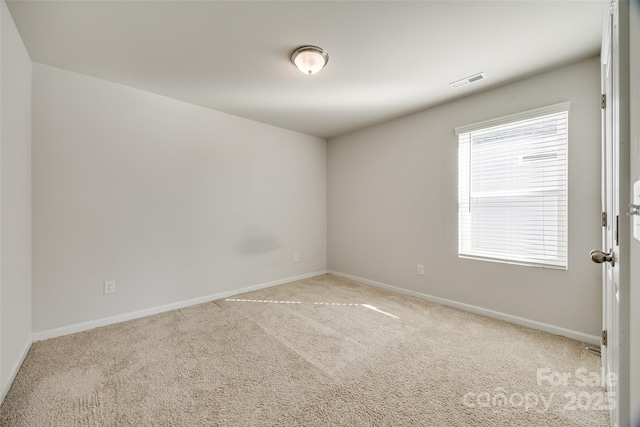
[596, 2, 629, 426]
[601, 8, 618, 426]
[600, 8, 614, 419]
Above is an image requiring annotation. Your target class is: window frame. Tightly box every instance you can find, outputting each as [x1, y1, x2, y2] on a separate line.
[455, 102, 570, 270]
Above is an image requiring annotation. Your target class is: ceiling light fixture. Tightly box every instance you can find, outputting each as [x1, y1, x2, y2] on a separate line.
[291, 45, 329, 75]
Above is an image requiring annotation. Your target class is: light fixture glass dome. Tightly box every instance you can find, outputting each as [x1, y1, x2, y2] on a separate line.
[291, 46, 329, 75]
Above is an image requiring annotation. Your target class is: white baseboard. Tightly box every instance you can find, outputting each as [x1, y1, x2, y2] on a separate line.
[328, 270, 600, 346]
[1, 336, 32, 404]
[33, 270, 328, 342]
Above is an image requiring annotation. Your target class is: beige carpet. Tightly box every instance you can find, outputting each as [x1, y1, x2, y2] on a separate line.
[1, 274, 609, 426]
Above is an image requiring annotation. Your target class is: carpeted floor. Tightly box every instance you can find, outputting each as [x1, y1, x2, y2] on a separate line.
[0, 274, 609, 426]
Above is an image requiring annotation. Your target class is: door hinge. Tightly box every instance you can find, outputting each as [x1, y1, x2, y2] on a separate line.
[602, 212, 607, 227]
[616, 215, 619, 246]
[601, 94, 606, 109]
[602, 330, 608, 346]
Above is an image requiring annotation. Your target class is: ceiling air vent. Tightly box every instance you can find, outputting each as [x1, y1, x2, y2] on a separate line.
[450, 72, 486, 89]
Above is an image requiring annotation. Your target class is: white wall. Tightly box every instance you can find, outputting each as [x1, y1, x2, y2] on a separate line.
[32, 63, 326, 334]
[328, 57, 602, 338]
[628, 0, 640, 424]
[0, 0, 32, 400]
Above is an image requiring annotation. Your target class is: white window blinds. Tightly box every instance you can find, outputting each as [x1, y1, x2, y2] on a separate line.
[456, 102, 569, 269]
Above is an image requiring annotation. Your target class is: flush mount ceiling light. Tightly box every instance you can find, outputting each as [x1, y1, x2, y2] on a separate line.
[291, 45, 329, 75]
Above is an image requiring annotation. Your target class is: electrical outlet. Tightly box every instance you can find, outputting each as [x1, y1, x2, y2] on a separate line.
[104, 280, 116, 294]
[293, 253, 299, 262]
[417, 264, 424, 275]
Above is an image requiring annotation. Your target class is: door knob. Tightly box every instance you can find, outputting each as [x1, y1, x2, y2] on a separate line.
[590, 249, 615, 266]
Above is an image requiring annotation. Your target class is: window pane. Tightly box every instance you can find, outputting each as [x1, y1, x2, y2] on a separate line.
[458, 109, 568, 269]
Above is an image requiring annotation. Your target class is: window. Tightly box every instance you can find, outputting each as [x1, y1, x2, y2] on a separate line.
[456, 102, 569, 269]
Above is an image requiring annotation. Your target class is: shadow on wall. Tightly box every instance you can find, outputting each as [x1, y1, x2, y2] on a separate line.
[236, 230, 281, 255]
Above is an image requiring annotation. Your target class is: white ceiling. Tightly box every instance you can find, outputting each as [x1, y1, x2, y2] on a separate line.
[7, 0, 609, 139]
